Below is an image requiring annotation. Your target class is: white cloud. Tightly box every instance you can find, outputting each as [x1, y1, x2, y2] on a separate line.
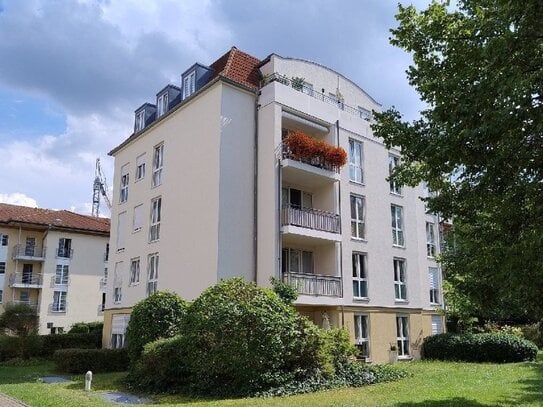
[0, 193, 38, 208]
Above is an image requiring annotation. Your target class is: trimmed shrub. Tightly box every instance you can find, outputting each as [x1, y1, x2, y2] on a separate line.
[422, 333, 538, 363]
[53, 348, 129, 373]
[69, 321, 103, 334]
[0, 335, 42, 361]
[41, 332, 101, 356]
[125, 291, 188, 363]
[0, 304, 38, 336]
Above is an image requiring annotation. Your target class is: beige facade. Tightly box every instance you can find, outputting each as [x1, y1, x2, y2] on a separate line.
[0, 207, 109, 334]
[104, 48, 445, 362]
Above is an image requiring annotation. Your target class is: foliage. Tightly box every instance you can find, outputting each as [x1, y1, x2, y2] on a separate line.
[319, 328, 358, 371]
[53, 348, 128, 373]
[68, 321, 103, 334]
[521, 323, 543, 348]
[422, 333, 538, 363]
[41, 332, 101, 356]
[291, 76, 305, 90]
[372, 1, 543, 321]
[270, 277, 298, 305]
[284, 131, 347, 169]
[125, 291, 188, 363]
[0, 304, 38, 336]
[0, 335, 42, 361]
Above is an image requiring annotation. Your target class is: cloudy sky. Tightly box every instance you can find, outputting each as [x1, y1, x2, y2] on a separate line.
[0, 0, 429, 216]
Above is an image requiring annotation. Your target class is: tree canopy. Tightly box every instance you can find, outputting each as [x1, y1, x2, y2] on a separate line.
[373, 0, 543, 321]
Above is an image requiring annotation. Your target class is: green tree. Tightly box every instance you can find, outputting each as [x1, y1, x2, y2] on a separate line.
[0, 304, 38, 336]
[373, 1, 543, 320]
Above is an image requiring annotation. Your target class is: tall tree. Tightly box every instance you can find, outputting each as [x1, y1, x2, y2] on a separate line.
[373, 0, 543, 321]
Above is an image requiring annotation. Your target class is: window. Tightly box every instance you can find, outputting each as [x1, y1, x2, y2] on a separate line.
[302, 81, 313, 95]
[328, 93, 344, 110]
[282, 248, 313, 274]
[25, 237, 36, 256]
[111, 314, 130, 348]
[391, 205, 405, 246]
[111, 333, 125, 349]
[431, 315, 443, 335]
[0, 262, 5, 274]
[393, 258, 407, 301]
[55, 265, 69, 285]
[0, 234, 7, 246]
[120, 164, 129, 203]
[281, 187, 312, 208]
[147, 253, 159, 296]
[0, 290, 3, 304]
[354, 314, 370, 359]
[57, 238, 72, 258]
[52, 291, 67, 312]
[426, 222, 436, 257]
[116, 212, 127, 251]
[349, 139, 363, 183]
[352, 253, 368, 298]
[389, 155, 401, 195]
[350, 195, 365, 239]
[113, 262, 123, 304]
[396, 315, 410, 357]
[152, 144, 164, 187]
[183, 71, 196, 98]
[129, 258, 140, 285]
[133, 204, 143, 232]
[135, 110, 145, 132]
[22, 264, 33, 283]
[422, 182, 435, 213]
[136, 154, 146, 180]
[429, 267, 441, 304]
[157, 92, 168, 117]
[105, 243, 109, 261]
[114, 287, 122, 304]
[149, 197, 161, 242]
[20, 290, 30, 303]
[358, 106, 372, 121]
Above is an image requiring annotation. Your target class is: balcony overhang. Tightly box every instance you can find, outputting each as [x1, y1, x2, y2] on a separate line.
[281, 159, 339, 188]
[282, 225, 341, 244]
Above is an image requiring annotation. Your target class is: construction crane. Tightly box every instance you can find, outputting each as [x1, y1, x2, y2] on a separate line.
[92, 158, 112, 217]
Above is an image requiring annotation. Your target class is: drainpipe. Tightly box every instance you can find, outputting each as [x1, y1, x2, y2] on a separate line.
[253, 91, 260, 284]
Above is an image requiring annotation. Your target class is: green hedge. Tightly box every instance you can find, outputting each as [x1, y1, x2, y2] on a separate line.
[422, 333, 538, 363]
[0, 335, 42, 361]
[53, 348, 129, 373]
[41, 332, 102, 356]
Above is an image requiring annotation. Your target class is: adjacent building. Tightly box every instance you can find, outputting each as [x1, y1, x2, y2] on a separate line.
[104, 47, 445, 362]
[0, 203, 110, 334]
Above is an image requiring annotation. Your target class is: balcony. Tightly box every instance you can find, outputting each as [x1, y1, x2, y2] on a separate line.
[9, 272, 43, 288]
[97, 303, 105, 314]
[284, 272, 342, 297]
[56, 247, 73, 259]
[99, 277, 107, 291]
[281, 207, 341, 243]
[5, 300, 40, 312]
[12, 245, 46, 261]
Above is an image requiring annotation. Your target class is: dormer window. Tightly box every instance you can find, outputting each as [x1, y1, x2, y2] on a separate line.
[135, 110, 145, 132]
[358, 106, 372, 122]
[183, 71, 196, 98]
[157, 93, 168, 117]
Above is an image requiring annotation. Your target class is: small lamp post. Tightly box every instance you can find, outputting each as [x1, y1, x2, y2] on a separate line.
[85, 371, 93, 391]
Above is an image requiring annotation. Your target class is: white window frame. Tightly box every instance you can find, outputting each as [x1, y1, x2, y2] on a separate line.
[149, 197, 161, 242]
[389, 154, 402, 195]
[113, 287, 122, 304]
[281, 187, 312, 209]
[52, 290, 67, 312]
[135, 110, 145, 132]
[358, 106, 372, 121]
[349, 139, 363, 184]
[354, 314, 370, 359]
[396, 315, 410, 357]
[133, 204, 143, 233]
[54, 264, 69, 285]
[183, 71, 196, 98]
[302, 81, 313, 95]
[352, 252, 368, 299]
[120, 164, 129, 203]
[129, 258, 140, 285]
[426, 222, 437, 257]
[152, 143, 164, 187]
[157, 92, 168, 117]
[113, 262, 123, 304]
[135, 154, 146, 181]
[0, 234, 7, 246]
[391, 205, 405, 247]
[350, 194, 365, 239]
[116, 212, 127, 251]
[282, 248, 314, 275]
[431, 315, 443, 335]
[393, 258, 407, 301]
[429, 267, 441, 305]
[147, 253, 159, 296]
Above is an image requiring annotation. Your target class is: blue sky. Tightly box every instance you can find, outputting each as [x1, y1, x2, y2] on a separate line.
[0, 0, 429, 215]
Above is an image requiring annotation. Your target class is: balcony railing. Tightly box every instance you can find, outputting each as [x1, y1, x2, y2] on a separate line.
[9, 272, 43, 288]
[98, 303, 105, 314]
[282, 206, 340, 234]
[6, 300, 40, 312]
[99, 277, 108, 290]
[282, 144, 340, 173]
[50, 276, 70, 287]
[12, 244, 46, 260]
[284, 272, 342, 297]
[56, 247, 74, 259]
[262, 72, 373, 121]
[49, 302, 67, 313]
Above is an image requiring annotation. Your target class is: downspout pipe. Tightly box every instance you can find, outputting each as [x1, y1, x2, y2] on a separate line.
[253, 90, 260, 283]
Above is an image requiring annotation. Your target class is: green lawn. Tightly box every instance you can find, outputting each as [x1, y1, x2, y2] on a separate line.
[0, 354, 542, 407]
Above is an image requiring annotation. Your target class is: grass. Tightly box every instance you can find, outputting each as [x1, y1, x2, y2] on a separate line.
[0, 353, 541, 406]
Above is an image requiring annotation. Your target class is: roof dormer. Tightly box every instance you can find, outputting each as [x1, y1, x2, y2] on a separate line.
[134, 103, 156, 133]
[181, 63, 213, 100]
[156, 85, 181, 118]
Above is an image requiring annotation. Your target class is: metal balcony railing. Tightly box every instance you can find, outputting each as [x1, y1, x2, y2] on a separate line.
[6, 300, 40, 312]
[56, 247, 74, 259]
[284, 272, 342, 297]
[281, 206, 340, 234]
[49, 302, 67, 313]
[282, 144, 340, 173]
[9, 272, 43, 287]
[12, 244, 46, 260]
[99, 277, 107, 290]
[50, 275, 70, 287]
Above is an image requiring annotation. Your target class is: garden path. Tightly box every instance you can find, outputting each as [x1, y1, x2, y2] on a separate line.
[0, 393, 29, 407]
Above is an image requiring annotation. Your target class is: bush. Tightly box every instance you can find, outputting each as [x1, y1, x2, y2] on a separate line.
[0, 304, 38, 336]
[69, 321, 103, 334]
[41, 332, 101, 356]
[0, 335, 42, 361]
[422, 333, 538, 363]
[521, 323, 543, 348]
[53, 348, 128, 373]
[125, 291, 188, 364]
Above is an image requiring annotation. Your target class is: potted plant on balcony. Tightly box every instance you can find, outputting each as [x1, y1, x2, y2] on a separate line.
[291, 76, 305, 91]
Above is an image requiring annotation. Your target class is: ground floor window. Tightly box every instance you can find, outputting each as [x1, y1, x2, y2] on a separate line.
[111, 314, 130, 349]
[354, 314, 370, 359]
[111, 334, 125, 349]
[396, 315, 410, 357]
[431, 315, 443, 335]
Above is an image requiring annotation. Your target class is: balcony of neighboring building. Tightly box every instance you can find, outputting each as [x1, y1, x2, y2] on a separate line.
[9, 272, 43, 289]
[5, 300, 40, 313]
[12, 244, 46, 261]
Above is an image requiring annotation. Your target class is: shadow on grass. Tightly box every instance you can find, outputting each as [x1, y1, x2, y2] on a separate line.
[393, 398, 490, 406]
[500, 361, 543, 406]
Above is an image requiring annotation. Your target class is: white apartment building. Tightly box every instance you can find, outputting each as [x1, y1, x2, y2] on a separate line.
[0, 203, 110, 334]
[104, 47, 444, 363]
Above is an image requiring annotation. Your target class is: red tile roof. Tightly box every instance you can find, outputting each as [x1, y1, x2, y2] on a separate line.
[0, 203, 110, 235]
[210, 47, 261, 90]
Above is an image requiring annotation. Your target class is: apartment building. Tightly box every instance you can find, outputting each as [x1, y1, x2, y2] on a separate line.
[104, 47, 444, 362]
[0, 203, 110, 334]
